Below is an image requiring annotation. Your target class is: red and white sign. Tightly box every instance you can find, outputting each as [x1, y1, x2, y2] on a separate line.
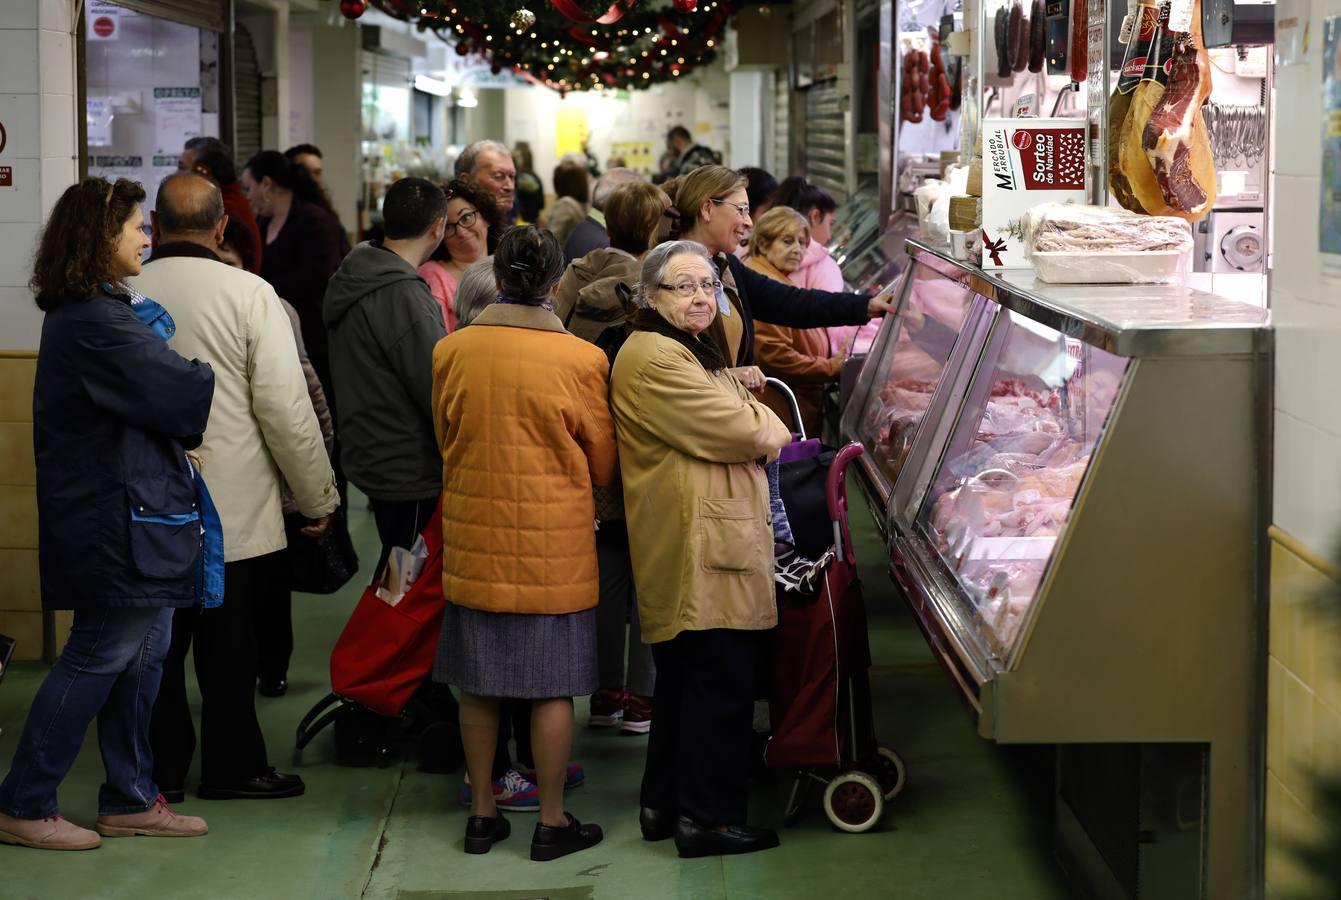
[981, 117, 1088, 269]
[0, 167, 13, 188]
[87, 2, 120, 41]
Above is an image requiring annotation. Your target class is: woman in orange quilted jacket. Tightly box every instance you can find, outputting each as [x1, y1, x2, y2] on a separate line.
[430, 226, 618, 863]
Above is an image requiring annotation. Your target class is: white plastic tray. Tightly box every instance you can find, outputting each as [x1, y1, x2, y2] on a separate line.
[1031, 250, 1187, 284]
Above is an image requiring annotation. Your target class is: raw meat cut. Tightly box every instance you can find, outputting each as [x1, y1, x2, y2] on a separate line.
[1070, 0, 1088, 81]
[1141, 37, 1214, 216]
[1020, 202, 1194, 253]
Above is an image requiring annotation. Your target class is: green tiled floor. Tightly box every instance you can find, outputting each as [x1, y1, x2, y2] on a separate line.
[0, 492, 1071, 900]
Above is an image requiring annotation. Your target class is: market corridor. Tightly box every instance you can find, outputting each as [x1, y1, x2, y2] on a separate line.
[0, 489, 1070, 900]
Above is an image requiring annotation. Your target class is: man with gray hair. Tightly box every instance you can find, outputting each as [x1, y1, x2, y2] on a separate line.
[563, 167, 645, 265]
[455, 139, 517, 223]
[132, 171, 337, 803]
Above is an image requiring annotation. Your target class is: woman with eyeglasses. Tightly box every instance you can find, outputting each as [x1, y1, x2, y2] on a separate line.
[610, 240, 791, 858]
[418, 178, 501, 332]
[660, 166, 894, 379]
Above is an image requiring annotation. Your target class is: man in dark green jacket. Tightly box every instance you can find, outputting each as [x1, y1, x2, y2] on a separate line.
[324, 178, 448, 577]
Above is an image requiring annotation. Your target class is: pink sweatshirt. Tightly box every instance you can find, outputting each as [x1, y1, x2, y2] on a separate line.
[787, 240, 881, 357]
[418, 261, 459, 333]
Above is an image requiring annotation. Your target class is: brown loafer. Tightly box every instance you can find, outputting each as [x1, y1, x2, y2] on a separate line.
[0, 812, 102, 850]
[95, 795, 207, 838]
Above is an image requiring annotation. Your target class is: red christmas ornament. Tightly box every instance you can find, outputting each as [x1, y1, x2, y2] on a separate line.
[455, 40, 471, 55]
[339, 0, 366, 19]
[672, 0, 696, 10]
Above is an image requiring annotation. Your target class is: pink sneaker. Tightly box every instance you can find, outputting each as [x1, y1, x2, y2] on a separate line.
[0, 812, 101, 851]
[95, 795, 208, 838]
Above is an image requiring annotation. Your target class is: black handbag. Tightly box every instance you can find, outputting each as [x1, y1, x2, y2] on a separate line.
[285, 507, 359, 595]
[778, 448, 839, 561]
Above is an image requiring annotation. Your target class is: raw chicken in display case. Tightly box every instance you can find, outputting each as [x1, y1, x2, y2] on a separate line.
[915, 310, 1129, 653]
[847, 258, 979, 490]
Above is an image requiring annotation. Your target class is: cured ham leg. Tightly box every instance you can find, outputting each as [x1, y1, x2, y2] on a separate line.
[1141, 38, 1213, 215]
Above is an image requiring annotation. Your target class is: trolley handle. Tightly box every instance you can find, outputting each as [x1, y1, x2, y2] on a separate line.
[826, 442, 865, 562]
[763, 377, 806, 441]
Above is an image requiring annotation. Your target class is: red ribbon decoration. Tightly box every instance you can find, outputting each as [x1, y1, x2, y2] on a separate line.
[550, 0, 634, 25]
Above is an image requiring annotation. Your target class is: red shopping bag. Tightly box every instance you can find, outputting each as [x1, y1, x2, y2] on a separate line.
[329, 502, 445, 717]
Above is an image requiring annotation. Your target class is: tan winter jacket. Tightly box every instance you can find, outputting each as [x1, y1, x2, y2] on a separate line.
[131, 252, 339, 562]
[610, 329, 791, 644]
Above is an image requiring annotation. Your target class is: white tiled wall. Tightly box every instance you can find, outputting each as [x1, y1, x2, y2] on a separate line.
[1272, 0, 1341, 560]
[0, 0, 78, 351]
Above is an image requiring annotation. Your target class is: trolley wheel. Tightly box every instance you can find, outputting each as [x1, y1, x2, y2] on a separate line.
[822, 771, 884, 833]
[869, 746, 907, 801]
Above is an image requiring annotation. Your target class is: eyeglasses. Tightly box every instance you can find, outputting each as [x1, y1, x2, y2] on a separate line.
[658, 279, 722, 298]
[444, 209, 478, 237]
[710, 198, 750, 218]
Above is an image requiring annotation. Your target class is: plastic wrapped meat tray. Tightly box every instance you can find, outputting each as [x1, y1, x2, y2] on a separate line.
[1019, 203, 1194, 284]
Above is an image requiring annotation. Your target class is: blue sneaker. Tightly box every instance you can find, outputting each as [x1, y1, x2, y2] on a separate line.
[459, 769, 540, 811]
[516, 761, 586, 790]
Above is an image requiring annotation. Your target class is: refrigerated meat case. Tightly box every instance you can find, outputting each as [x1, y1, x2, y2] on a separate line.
[841, 238, 1271, 900]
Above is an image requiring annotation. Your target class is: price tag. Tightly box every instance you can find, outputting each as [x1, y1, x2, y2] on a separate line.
[1013, 94, 1040, 117]
[1168, 0, 1195, 33]
[1119, 13, 1135, 42]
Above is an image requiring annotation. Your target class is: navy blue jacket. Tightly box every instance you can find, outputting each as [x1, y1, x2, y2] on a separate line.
[34, 287, 215, 611]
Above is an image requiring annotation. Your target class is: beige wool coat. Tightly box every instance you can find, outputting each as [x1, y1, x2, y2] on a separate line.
[610, 329, 791, 644]
[131, 253, 338, 562]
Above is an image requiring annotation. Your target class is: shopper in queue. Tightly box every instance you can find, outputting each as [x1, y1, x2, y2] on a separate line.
[431, 227, 617, 861]
[325, 178, 449, 580]
[735, 166, 780, 256]
[284, 143, 325, 184]
[542, 160, 590, 250]
[452, 256, 497, 329]
[609, 240, 791, 858]
[661, 165, 892, 370]
[555, 181, 672, 736]
[766, 176, 843, 291]
[241, 150, 350, 400]
[564, 167, 645, 265]
[418, 178, 500, 331]
[455, 140, 518, 225]
[747, 206, 843, 437]
[135, 172, 337, 801]
[217, 219, 335, 697]
[0, 177, 214, 850]
[179, 137, 263, 274]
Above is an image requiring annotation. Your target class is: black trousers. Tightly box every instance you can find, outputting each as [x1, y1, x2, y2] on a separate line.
[149, 552, 280, 788]
[253, 550, 292, 683]
[641, 628, 761, 827]
[370, 496, 438, 583]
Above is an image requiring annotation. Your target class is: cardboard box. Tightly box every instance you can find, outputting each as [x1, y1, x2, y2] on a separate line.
[981, 117, 1086, 268]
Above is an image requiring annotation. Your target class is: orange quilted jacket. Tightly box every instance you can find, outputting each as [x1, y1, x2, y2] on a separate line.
[431, 302, 618, 615]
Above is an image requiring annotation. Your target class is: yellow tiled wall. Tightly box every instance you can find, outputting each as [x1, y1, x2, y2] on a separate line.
[0, 353, 67, 662]
[1266, 528, 1341, 899]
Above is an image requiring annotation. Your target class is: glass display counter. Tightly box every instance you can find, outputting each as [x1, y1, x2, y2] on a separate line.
[842, 238, 1272, 900]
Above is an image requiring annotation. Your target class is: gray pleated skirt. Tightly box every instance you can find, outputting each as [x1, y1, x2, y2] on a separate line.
[433, 603, 598, 699]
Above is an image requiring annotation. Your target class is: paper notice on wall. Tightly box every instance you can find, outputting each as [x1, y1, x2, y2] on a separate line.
[87, 97, 113, 147]
[1322, 16, 1341, 272]
[153, 87, 202, 155]
[87, 0, 120, 40]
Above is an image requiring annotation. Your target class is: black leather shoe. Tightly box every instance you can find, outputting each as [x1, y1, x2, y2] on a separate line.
[530, 813, 603, 861]
[197, 769, 305, 800]
[639, 807, 674, 842]
[673, 816, 780, 858]
[257, 677, 288, 698]
[464, 813, 510, 854]
[159, 787, 186, 805]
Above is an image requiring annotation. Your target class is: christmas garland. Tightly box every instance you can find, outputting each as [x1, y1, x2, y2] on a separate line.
[342, 0, 742, 94]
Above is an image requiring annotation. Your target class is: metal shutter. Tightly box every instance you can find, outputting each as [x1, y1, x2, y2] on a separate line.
[110, 0, 226, 32]
[233, 22, 262, 161]
[804, 80, 847, 202]
[362, 51, 412, 89]
[773, 73, 790, 177]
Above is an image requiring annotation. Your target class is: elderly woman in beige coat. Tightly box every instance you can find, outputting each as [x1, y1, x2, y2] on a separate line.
[610, 240, 790, 860]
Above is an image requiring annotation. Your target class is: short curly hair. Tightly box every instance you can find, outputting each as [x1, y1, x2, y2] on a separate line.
[31, 177, 146, 311]
[428, 177, 502, 263]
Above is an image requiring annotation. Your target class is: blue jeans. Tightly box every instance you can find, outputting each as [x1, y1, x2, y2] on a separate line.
[0, 607, 173, 819]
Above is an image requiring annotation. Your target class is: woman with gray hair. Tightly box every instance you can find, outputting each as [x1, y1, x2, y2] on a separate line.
[609, 240, 791, 859]
[450, 256, 496, 328]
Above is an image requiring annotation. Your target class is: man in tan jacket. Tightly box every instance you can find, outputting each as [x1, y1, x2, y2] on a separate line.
[130, 173, 338, 803]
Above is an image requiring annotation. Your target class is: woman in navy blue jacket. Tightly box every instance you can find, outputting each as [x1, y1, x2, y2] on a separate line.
[0, 178, 215, 851]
